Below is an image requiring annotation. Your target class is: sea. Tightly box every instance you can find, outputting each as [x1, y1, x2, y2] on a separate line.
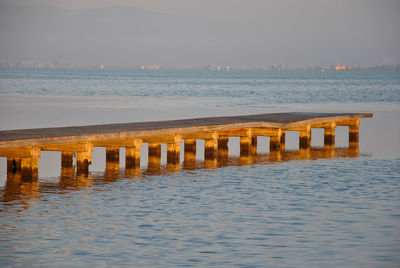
[0, 68, 399, 267]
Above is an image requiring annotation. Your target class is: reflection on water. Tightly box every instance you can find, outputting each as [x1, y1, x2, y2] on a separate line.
[1, 147, 361, 208]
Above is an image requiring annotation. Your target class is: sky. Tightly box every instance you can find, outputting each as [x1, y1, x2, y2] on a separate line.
[0, 0, 399, 67]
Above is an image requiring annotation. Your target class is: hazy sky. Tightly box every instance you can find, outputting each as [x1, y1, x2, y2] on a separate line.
[1, 0, 399, 67]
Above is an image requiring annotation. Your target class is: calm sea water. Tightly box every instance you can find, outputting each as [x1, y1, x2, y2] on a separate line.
[0, 68, 399, 267]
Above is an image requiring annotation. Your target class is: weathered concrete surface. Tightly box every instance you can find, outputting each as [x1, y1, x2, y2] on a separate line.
[0, 112, 372, 148]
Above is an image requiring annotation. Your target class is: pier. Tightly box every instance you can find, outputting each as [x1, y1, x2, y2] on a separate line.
[0, 112, 372, 182]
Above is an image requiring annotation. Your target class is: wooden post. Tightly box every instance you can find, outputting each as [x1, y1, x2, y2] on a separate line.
[76, 143, 92, 176]
[299, 125, 311, 149]
[126, 139, 142, 169]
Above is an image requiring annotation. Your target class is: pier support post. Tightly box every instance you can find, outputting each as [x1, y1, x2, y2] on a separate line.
[148, 143, 161, 158]
[61, 151, 75, 180]
[348, 119, 360, 149]
[7, 158, 22, 184]
[204, 133, 218, 168]
[6, 147, 40, 181]
[240, 129, 257, 156]
[299, 125, 311, 149]
[126, 139, 142, 169]
[324, 122, 336, 147]
[76, 143, 92, 176]
[218, 136, 229, 167]
[270, 129, 283, 152]
[106, 147, 120, 170]
[240, 136, 252, 156]
[183, 139, 196, 169]
[148, 143, 161, 172]
[21, 157, 39, 181]
[167, 142, 181, 165]
[251, 135, 258, 155]
[61, 152, 74, 169]
[218, 137, 229, 158]
[280, 131, 286, 152]
[184, 139, 196, 155]
[204, 133, 218, 160]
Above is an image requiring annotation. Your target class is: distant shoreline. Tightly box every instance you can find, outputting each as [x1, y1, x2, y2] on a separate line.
[1, 65, 399, 71]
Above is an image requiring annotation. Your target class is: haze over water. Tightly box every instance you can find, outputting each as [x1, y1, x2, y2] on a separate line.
[0, 68, 400, 267]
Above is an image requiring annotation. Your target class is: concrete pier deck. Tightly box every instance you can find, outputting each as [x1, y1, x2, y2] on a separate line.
[0, 112, 372, 181]
[0, 112, 372, 148]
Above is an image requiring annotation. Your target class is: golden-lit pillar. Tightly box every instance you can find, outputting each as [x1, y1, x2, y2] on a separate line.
[61, 151, 74, 169]
[106, 146, 120, 170]
[76, 143, 92, 176]
[348, 119, 360, 150]
[204, 133, 218, 160]
[324, 122, 336, 148]
[7, 158, 21, 183]
[148, 143, 161, 158]
[166, 142, 181, 172]
[20, 157, 39, 181]
[218, 136, 229, 158]
[148, 143, 161, 172]
[125, 139, 142, 169]
[4, 147, 40, 182]
[167, 142, 180, 165]
[240, 136, 252, 156]
[19, 147, 40, 181]
[299, 125, 311, 149]
[251, 135, 258, 155]
[217, 136, 229, 167]
[183, 139, 196, 169]
[280, 130, 286, 152]
[60, 151, 75, 181]
[7, 158, 21, 175]
[204, 133, 218, 168]
[270, 129, 283, 151]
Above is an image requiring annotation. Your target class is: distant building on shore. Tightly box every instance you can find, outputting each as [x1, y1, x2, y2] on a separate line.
[142, 65, 161, 70]
[336, 64, 347, 71]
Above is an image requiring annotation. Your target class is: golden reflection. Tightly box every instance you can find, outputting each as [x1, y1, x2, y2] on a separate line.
[3, 171, 40, 203]
[2, 146, 360, 204]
